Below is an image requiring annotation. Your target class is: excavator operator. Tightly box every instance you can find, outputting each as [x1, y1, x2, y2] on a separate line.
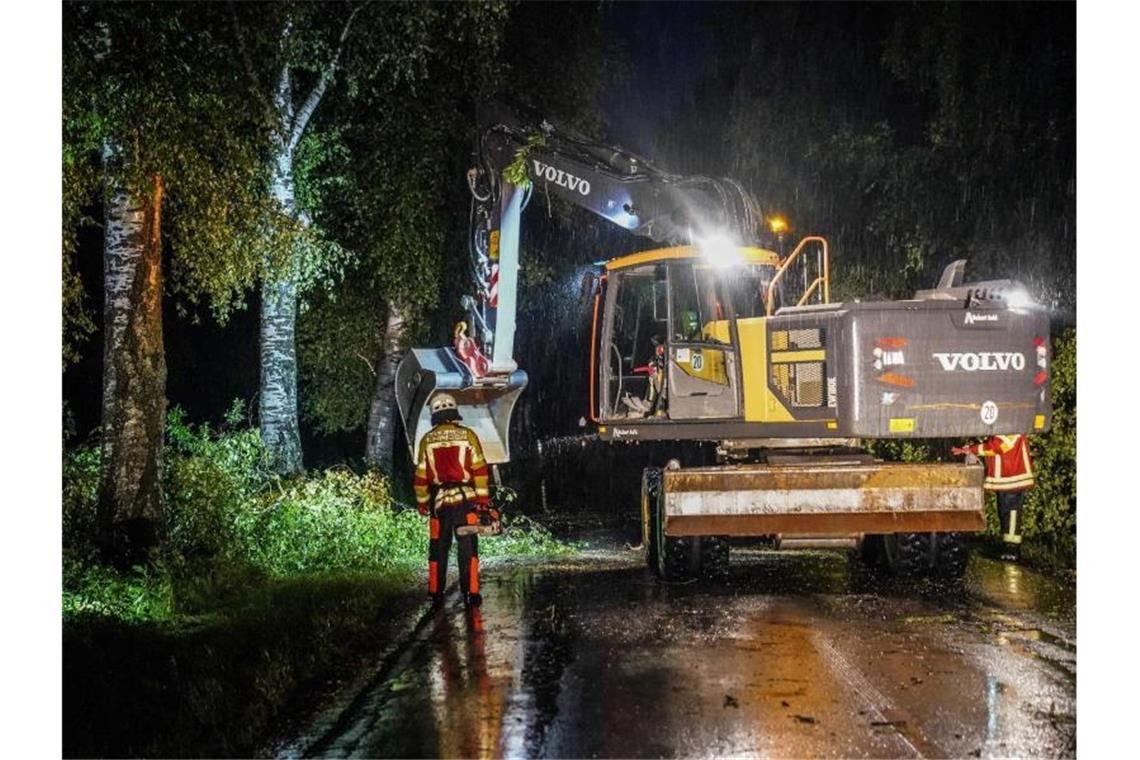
[414, 393, 499, 607]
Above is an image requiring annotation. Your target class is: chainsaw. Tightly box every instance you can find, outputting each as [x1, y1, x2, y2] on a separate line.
[456, 509, 502, 537]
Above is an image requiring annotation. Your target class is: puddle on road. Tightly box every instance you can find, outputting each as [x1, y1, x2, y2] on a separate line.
[966, 556, 1075, 622]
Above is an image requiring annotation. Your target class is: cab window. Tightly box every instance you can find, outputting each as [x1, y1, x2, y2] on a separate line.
[724, 263, 780, 318]
[669, 264, 729, 344]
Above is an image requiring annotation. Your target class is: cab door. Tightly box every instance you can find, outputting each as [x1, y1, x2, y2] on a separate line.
[666, 261, 740, 419]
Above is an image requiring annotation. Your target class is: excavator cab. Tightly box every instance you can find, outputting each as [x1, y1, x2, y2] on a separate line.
[592, 245, 790, 424]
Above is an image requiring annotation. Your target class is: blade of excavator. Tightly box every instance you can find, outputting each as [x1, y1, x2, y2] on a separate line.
[395, 347, 528, 465]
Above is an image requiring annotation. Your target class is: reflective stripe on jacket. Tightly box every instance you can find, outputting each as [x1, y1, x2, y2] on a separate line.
[968, 434, 1034, 492]
[414, 422, 491, 510]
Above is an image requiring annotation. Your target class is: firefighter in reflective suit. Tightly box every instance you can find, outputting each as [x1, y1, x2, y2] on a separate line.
[414, 393, 497, 606]
[953, 433, 1034, 561]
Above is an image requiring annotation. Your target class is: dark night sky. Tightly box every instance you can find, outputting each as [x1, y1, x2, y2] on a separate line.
[601, 1, 718, 155]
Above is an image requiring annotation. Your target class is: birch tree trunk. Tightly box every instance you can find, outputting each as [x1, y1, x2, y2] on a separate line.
[257, 11, 356, 474]
[365, 302, 409, 472]
[98, 148, 167, 567]
[259, 144, 304, 474]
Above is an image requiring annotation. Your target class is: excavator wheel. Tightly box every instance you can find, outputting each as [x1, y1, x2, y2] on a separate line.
[641, 468, 662, 573]
[661, 535, 700, 582]
[930, 532, 971, 580]
[699, 536, 731, 579]
[882, 532, 972, 580]
[882, 532, 931, 580]
[857, 534, 885, 569]
[648, 476, 699, 582]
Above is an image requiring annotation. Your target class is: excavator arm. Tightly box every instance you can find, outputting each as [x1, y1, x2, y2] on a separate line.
[396, 102, 764, 463]
[465, 103, 761, 373]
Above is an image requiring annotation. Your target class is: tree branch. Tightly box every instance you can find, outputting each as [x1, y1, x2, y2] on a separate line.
[288, 4, 362, 153]
[355, 349, 376, 377]
[275, 21, 295, 131]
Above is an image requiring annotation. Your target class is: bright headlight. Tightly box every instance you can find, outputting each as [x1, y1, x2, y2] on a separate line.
[1005, 287, 1036, 310]
[697, 234, 741, 267]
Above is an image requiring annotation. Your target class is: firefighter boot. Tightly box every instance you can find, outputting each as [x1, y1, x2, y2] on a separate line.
[997, 492, 1024, 563]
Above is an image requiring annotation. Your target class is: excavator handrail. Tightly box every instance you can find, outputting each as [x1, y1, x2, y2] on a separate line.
[588, 280, 604, 423]
[766, 236, 830, 316]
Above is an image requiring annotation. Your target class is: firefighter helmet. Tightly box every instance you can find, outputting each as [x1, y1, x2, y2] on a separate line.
[430, 393, 459, 415]
[429, 393, 462, 423]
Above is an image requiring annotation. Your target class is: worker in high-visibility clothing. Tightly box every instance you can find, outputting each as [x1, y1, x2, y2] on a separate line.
[414, 392, 497, 607]
[952, 433, 1034, 560]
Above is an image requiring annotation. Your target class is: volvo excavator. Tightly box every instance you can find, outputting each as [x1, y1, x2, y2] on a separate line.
[395, 103, 1051, 581]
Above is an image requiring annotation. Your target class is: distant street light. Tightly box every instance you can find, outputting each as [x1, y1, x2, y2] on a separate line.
[767, 215, 789, 257]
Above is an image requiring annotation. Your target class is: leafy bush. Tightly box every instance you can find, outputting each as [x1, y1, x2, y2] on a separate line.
[234, 469, 423, 577]
[63, 446, 101, 559]
[483, 486, 577, 558]
[63, 400, 577, 623]
[63, 558, 174, 623]
[1021, 329, 1076, 562]
[164, 402, 271, 560]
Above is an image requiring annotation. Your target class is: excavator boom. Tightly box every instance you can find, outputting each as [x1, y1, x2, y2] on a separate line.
[397, 103, 764, 463]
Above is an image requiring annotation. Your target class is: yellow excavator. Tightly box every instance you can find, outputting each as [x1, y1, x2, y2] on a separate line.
[396, 104, 1051, 580]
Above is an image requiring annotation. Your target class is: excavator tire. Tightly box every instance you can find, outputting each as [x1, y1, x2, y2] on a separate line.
[882, 532, 931, 580]
[930, 532, 971, 580]
[661, 535, 700, 582]
[699, 536, 731, 579]
[857, 534, 885, 569]
[648, 478, 699, 582]
[642, 468, 662, 573]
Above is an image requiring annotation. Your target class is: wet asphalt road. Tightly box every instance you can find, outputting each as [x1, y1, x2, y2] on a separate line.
[286, 539, 1075, 759]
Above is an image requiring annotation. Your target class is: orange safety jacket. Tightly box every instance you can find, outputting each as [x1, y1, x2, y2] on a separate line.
[966, 434, 1034, 492]
[414, 422, 491, 510]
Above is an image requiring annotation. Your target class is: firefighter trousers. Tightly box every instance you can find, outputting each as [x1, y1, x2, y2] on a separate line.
[428, 503, 481, 597]
[997, 490, 1025, 546]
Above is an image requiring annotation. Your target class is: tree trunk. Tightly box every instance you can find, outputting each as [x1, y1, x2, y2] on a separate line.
[260, 275, 303, 474]
[259, 147, 305, 475]
[365, 302, 409, 472]
[98, 152, 166, 567]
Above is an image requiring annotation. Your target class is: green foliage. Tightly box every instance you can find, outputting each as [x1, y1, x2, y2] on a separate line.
[1021, 329, 1077, 561]
[63, 402, 575, 623]
[503, 133, 547, 187]
[298, 286, 386, 434]
[64, 3, 279, 326]
[864, 438, 938, 464]
[164, 402, 272, 560]
[63, 446, 101, 560]
[63, 558, 175, 623]
[234, 469, 422, 577]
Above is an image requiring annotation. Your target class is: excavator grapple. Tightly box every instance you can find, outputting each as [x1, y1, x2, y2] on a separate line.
[395, 347, 526, 465]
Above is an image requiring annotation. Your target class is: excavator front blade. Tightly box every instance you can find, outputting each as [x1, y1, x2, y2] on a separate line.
[395, 347, 528, 465]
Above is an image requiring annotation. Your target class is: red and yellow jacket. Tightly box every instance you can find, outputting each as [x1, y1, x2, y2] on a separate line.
[965, 434, 1034, 492]
[414, 422, 491, 511]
